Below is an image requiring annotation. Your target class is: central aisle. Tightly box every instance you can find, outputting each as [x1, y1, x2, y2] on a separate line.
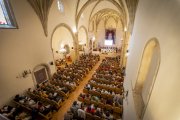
[52, 58, 103, 120]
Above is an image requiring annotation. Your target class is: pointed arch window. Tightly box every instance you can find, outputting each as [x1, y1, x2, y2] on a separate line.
[0, 0, 18, 28]
[57, 0, 64, 13]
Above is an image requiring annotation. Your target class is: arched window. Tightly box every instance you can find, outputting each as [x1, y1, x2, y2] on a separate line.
[133, 38, 160, 119]
[0, 0, 18, 28]
[57, 0, 64, 13]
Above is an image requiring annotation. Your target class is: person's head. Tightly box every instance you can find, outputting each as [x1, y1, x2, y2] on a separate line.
[36, 84, 40, 88]
[91, 104, 94, 109]
[87, 106, 91, 111]
[106, 111, 110, 117]
[38, 101, 43, 106]
[73, 101, 77, 106]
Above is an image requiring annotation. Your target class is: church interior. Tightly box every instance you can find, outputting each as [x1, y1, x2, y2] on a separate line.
[0, 0, 180, 120]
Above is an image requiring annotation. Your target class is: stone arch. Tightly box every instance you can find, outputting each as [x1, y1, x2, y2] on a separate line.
[51, 23, 78, 61]
[78, 25, 89, 48]
[133, 38, 161, 119]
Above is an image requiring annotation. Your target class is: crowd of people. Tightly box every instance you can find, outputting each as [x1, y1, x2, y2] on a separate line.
[0, 105, 32, 120]
[65, 56, 124, 120]
[0, 54, 100, 120]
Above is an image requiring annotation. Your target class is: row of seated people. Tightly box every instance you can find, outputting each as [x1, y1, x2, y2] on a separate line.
[65, 56, 123, 119]
[84, 84, 123, 98]
[55, 58, 66, 66]
[65, 100, 122, 120]
[100, 47, 119, 53]
[93, 72, 123, 83]
[79, 54, 100, 62]
[95, 60, 123, 82]
[90, 80, 123, 90]
[0, 54, 100, 120]
[0, 82, 69, 120]
[27, 82, 68, 109]
[50, 79, 76, 92]
[79, 92, 123, 108]
[0, 81, 72, 120]
[0, 105, 32, 120]
[91, 77, 122, 86]
[53, 54, 100, 86]
[85, 56, 124, 93]
[13, 94, 54, 119]
[37, 82, 70, 98]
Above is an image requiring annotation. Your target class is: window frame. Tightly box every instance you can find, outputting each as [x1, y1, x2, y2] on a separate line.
[0, 0, 18, 29]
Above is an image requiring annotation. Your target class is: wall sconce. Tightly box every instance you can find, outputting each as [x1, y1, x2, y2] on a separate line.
[126, 50, 130, 57]
[16, 69, 31, 78]
[124, 27, 127, 32]
[72, 26, 77, 33]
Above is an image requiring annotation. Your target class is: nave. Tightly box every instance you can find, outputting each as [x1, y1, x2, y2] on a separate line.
[64, 55, 123, 120]
[0, 53, 123, 120]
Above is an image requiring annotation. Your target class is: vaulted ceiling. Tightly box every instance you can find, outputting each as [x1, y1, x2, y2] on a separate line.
[75, 0, 139, 32]
[27, 0, 139, 36]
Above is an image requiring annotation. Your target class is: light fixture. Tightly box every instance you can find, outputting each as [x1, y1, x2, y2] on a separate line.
[72, 26, 77, 33]
[79, 41, 85, 45]
[59, 48, 66, 53]
[124, 27, 127, 32]
[92, 36, 95, 41]
[16, 69, 31, 78]
[126, 50, 129, 57]
[59, 43, 66, 54]
[57, 0, 64, 13]
[81, 13, 84, 18]
[60, 43, 64, 48]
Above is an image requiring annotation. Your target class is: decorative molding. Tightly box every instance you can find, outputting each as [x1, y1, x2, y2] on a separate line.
[27, 0, 53, 37]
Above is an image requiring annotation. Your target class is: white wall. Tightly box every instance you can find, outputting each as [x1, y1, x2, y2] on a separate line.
[0, 0, 56, 107]
[0, 0, 79, 107]
[124, 0, 180, 120]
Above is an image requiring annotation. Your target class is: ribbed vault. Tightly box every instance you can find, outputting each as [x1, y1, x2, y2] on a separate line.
[89, 8, 124, 32]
